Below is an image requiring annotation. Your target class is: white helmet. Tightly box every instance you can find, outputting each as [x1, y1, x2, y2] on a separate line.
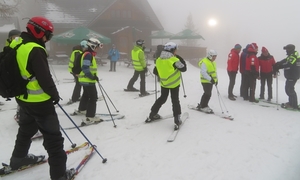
[164, 42, 178, 52]
[207, 49, 217, 59]
[87, 37, 103, 51]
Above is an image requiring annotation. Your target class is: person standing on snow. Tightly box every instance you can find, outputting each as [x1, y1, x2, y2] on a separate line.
[273, 44, 300, 110]
[5, 16, 75, 180]
[126, 39, 149, 96]
[258, 46, 276, 101]
[239, 44, 250, 98]
[227, 44, 242, 101]
[197, 49, 218, 113]
[75, 38, 103, 123]
[146, 42, 187, 130]
[67, 40, 88, 105]
[244, 43, 259, 103]
[108, 44, 120, 72]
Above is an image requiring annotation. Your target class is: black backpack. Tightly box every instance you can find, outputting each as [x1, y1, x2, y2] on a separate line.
[0, 43, 33, 99]
[72, 51, 89, 74]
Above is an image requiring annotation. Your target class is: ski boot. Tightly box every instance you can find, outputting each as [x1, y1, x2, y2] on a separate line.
[145, 113, 161, 123]
[174, 114, 182, 130]
[10, 154, 45, 170]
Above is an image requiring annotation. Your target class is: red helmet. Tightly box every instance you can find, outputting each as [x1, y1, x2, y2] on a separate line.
[26, 16, 54, 40]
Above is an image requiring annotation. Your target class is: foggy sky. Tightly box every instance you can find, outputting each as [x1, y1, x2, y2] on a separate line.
[148, 0, 300, 66]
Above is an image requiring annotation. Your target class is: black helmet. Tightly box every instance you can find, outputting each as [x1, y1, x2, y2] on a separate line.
[283, 44, 295, 51]
[136, 39, 144, 46]
[8, 29, 21, 38]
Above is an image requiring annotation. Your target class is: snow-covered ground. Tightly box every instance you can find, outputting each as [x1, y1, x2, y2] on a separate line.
[0, 59, 300, 180]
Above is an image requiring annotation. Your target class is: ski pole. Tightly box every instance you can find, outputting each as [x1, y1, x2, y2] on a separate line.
[215, 85, 229, 114]
[58, 103, 108, 163]
[97, 82, 119, 113]
[181, 75, 187, 98]
[60, 125, 77, 148]
[154, 75, 157, 100]
[49, 63, 59, 85]
[276, 72, 279, 110]
[97, 81, 117, 128]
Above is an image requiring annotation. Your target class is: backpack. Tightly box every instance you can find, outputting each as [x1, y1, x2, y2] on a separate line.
[72, 51, 89, 74]
[0, 43, 33, 99]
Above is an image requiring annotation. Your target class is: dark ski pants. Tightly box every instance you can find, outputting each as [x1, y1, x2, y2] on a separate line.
[71, 74, 82, 102]
[260, 72, 273, 99]
[199, 83, 213, 108]
[240, 73, 246, 97]
[150, 85, 181, 117]
[13, 99, 67, 179]
[285, 79, 298, 108]
[78, 84, 98, 117]
[110, 61, 117, 71]
[127, 70, 146, 94]
[227, 71, 237, 97]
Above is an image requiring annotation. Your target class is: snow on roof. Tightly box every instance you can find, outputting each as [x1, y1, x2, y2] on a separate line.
[44, 3, 84, 24]
[0, 23, 16, 33]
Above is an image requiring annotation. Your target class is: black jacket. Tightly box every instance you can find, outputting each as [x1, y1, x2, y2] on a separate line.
[275, 51, 300, 80]
[20, 32, 59, 101]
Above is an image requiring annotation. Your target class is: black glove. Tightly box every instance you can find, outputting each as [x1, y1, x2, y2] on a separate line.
[144, 67, 148, 73]
[215, 81, 218, 86]
[210, 78, 215, 84]
[53, 98, 60, 105]
[93, 74, 99, 81]
[153, 67, 158, 75]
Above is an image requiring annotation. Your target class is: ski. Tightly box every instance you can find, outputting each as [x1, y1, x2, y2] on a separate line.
[280, 103, 300, 112]
[31, 131, 43, 140]
[188, 105, 234, 120]
[124, 88, 139, 92]
[134, 91, 158, 99]
[70, 145, 95, 179]
[64, 114, 125, 130]
[167, 112, 189, 142]
[0, 142, 89, 177]
[145, 114, 173, 123]
[70, 111, 120, 116]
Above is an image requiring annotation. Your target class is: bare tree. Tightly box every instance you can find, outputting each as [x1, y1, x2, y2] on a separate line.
[0, 0, 21, 18]
[182, 13, 198, 47]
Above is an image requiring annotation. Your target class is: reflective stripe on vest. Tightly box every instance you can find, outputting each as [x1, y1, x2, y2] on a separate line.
[156, 56, 181, 88]
[199, 57, 217, 83]
[68, 50, 82, 72]
[10, 38, 51, 102]
[78, 52, 98, 84]
[131, 47, 144, 71]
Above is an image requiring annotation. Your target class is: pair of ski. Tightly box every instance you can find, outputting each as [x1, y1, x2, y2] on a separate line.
[65, 112, 125, 130]
[188, 105, 234, 120]
[124, 88, 160, 99]
[0, 142, 95, 179]
[144, 112, 189, 142]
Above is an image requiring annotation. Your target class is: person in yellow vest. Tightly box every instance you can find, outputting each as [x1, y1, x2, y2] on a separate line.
[6, 17, 75, 179]
[75, 37, 103, 123]
[126, 39, 149, 96]
[197, 49, 218, 113]
[146, 42, 187, 130]
[67, 40, 88, 105]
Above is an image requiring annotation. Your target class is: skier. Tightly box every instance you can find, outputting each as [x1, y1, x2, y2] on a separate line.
[147, 42, 187, 130]
[244, 43, 259, 103]
[273, 44, 300, 110]
[258, 47, 276, 101]
[153, 44, 164, 82]
[227, 44, 242, 100]
[7, 16, 75, 180]
[126, 39, 149, 96]
[67, 40, 88, 105]
[197, 49, 218, 113]
[239, 44, 250, 98]
[75, 37, 103, 123]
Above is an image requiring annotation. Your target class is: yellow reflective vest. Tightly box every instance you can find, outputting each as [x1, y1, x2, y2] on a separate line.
[68, 50, 82, 73]
[131, 45, 146, 71]
[156, 56, 181, 88]
[10, 38, 51, 102]
[78, 52, 98, 84]
[199, 57, 218, 83]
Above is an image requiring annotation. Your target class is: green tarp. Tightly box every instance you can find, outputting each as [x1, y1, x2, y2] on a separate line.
[150, 30, 174, 39]
[170, 29, 205, 40]
[52, 26, 111, 44]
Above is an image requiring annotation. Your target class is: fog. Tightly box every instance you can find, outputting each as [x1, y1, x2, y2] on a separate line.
[148, 0, 300, 67]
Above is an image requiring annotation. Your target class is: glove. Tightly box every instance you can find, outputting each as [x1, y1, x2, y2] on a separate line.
[144, 67, 148, 73]
[215, 81, 218, 86]
[153, 67, 158, 75]
[53, 98, 60, 105]
[93, 74, 99, 81]
[210, 78, 215, 85]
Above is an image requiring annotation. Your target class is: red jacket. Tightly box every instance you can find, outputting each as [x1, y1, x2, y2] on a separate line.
[245, 53, 259, 72]
[227, 49, 240, 72]
[258, 54, 275, 73]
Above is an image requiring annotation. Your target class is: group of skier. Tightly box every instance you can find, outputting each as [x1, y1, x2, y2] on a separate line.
[227, 42, 300, 110]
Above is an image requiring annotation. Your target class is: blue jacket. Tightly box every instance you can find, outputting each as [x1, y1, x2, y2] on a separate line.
[108, 48, 120, 62]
